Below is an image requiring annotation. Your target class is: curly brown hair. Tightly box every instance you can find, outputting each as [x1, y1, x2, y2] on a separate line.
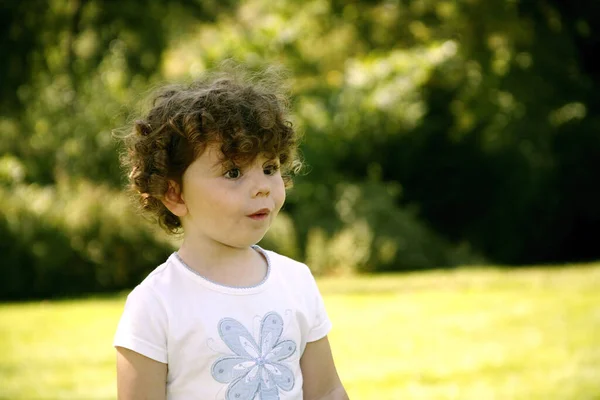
[119, 66, 301, 234]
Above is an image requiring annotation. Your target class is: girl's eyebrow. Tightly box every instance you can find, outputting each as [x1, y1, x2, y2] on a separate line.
[212, 157, 234, 168]
[210, 160, 230, 173]
[262, 158, 280, 166]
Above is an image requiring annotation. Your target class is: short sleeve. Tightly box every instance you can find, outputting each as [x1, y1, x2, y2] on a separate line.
[305, 269, 332, 342]
[113, 284, 168, 363]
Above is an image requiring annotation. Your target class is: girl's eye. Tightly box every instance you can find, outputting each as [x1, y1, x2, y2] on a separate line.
[264, 164, 280, 176]
[224, 168, 241, 179]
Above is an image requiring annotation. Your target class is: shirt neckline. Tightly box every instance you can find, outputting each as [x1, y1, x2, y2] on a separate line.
[171, 245, 272, 295]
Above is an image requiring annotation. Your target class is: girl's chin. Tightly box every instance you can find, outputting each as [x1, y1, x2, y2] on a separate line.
[216, 235, 268, 249]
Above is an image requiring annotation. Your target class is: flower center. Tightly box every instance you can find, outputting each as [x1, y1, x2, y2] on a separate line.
[257, 357, 265, 366]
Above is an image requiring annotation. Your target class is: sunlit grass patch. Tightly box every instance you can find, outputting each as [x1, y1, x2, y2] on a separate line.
[0, 299, 120, 400]
[322, 264, 600, 399]
[1, 264, 599, 399]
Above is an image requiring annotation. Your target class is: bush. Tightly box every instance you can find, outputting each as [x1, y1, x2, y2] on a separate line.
[270, 179, 486, 275]
[0, 177, 484, 299]
[0, 180, 175, 300]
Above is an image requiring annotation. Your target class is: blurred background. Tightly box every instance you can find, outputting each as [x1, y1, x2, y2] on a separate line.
[2, 0, 600, 299]
[1, 0, 600, 398]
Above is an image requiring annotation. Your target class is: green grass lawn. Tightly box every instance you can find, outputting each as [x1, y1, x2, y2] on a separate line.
[1, 264, 600, 399]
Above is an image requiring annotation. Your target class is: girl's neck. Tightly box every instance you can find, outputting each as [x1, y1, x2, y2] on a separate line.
[176, 238, 267, 287]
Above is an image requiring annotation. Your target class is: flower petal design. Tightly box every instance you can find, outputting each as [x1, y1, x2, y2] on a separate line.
[265, 340, 296, 362]
[245, 365, 260, 382]
[259, 382, 279, 400]
[264, 363, 281, 376]
[261, 332, 273, 357]
[213, 312, 297, 399]
[226, 373, 261, 400]
[212, 357, 253, 384]
[259, 312, 284, 355]
[218, 318, 260, 358]
[240, 336, 260, 359]
[261, 366, 271, 388]
[233, 361, 256, 370]
[265, 362, 294, 392]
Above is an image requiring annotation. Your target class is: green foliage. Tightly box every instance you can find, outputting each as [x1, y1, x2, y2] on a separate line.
[282, 179, 484, 274]
[1, 0, 600, 297]
[0, 180, 174, 300]
[170, 0, 600, 264]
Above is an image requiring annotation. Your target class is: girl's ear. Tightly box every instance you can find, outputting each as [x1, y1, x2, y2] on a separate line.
[161, 180, 188, 217]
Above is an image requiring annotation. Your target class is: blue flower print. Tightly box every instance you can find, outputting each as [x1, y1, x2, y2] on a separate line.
[211, 312, 297, 400]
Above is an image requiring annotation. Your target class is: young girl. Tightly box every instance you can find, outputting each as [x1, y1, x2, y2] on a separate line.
[114, 67, 349, 400]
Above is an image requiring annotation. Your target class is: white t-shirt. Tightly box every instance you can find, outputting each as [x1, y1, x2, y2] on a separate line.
[113, 246, 331, 400]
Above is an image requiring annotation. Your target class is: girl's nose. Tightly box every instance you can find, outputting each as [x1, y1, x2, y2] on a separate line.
[253, 185, 270, 198]
[250, 169, 271, 198]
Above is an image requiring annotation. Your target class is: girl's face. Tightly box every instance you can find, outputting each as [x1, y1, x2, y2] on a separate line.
[178, 142, 286, 249]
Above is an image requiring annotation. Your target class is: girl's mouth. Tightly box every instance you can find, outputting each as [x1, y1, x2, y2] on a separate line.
[248, 208, 270, 220]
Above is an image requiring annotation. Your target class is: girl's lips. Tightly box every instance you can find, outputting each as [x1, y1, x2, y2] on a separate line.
[248, 214, 268, 220]
[248, 208, 270, 220]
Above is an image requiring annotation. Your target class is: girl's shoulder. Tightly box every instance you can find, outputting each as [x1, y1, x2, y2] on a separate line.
[260, 248, 316, 281]
[125, 254, 180, 300]
[138, 256, 174, 285]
